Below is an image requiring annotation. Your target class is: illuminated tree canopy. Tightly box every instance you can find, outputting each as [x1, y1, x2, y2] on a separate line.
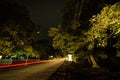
[87, 2, 120, 49]
[49, 1, 120, 67]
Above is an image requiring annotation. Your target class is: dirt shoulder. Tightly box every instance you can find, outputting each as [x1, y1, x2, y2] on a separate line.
[49, 61, 120, 80]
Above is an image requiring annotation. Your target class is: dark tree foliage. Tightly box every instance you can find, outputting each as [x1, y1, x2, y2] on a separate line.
[32, 39, 58, 59]
[0, 1, 40, 41]
[61, 0, 101, 30]
[0, 1, 40, 57]
[0, 2, 36, 42]
[61, 0, 119, 31]
[0, 1, 32, 26]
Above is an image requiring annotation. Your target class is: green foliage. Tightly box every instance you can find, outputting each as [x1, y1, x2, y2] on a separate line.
[49, 25, 87, 55]
[0, 2, 41, 58]
[24, 45, 33, 57]
[71, 20, 80, 30]
[0, 38, 14, 56]
[49, 2, 120, 61]
[0, 23, 40, 57]
[51, 0, 109, 55]
[49, 26, 70, 53]
[15, 50, 26, 56]
[87, 2, 120, 48]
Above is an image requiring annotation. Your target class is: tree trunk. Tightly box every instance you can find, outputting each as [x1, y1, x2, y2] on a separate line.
[89, 54, 100, 68]
[25, 54, 29, 65]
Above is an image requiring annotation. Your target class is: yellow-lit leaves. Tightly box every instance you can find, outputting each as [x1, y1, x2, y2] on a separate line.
[48, 26, 60, 37]
[87, 2, 120, 48]
[0, 39, 14, 55]
[88, 43, 94, 50]
[71, 20, 80, 30]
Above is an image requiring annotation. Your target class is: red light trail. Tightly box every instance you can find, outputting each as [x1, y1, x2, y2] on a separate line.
[0, 60, 55, 69]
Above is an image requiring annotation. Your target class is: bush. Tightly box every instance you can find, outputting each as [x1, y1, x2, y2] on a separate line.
[0, 59, 12, 65]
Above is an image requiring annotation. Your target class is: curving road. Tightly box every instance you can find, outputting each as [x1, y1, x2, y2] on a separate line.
[0, 59, 65, 80]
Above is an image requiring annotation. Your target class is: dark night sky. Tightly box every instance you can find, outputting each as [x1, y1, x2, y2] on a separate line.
[24, 0, 68, 39]
[10, 0, 68, 39]
[1, 0, 68, 39]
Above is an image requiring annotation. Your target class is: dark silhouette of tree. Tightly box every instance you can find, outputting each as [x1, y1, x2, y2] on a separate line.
[33, 39, 58, 59]
[0, 1, 40, 59]
[0, 1, 32, 26]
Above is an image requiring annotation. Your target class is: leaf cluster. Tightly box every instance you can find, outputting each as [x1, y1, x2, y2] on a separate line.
[87, 2, 120, 48]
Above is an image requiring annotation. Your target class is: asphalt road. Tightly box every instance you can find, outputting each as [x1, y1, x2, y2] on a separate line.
[0, 59, 65, 80]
